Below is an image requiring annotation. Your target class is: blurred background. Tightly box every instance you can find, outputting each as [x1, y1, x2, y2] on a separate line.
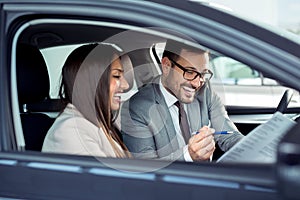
[204, 0, 300, 35]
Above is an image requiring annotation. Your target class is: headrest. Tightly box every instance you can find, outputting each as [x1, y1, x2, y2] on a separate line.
[128, 48, 160, 88]
[17, 44, 50, 104]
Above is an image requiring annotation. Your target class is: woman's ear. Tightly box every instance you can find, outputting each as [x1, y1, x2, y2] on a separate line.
[161, 57, 172, 77]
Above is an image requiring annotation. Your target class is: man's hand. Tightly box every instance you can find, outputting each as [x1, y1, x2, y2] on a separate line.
[188, 126, 216, 161]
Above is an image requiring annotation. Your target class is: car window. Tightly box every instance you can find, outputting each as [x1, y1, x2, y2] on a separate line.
[211, 56, 260, 82]
[155, 43, 300, 108]
[209, 55, 300, 108]
[12, 18, 300, 162]
[41, 44, 138, 102]
[41, 45, 82, 98]
[210, 56, 281, 86]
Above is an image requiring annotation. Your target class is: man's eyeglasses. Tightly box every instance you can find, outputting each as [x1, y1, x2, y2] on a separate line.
[168, 57, 213, 82]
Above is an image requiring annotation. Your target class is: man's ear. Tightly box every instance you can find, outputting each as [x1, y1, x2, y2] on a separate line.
[161, 57, 172, 76]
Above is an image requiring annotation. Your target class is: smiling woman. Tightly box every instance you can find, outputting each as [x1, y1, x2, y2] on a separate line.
[42, 43, 132, 158]
[109, 54, 130, 111]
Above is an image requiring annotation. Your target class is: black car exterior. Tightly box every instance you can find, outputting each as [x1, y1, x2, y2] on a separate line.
[0, 0, 299, 199]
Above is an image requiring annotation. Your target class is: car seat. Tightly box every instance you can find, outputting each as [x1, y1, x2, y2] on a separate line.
[128, 48, 161, 88]
[16, 44, 59, 151]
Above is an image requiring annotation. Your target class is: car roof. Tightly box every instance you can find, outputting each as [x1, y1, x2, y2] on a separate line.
[2, 0, 299, 57]
[0, 0, 300, 57]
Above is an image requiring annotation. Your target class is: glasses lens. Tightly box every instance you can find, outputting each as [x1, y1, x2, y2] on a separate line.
[202, 70, 213, 81]
[170, 57, 213, 82]
[184, 71, 197, 80]
[202, 73, 211, 81]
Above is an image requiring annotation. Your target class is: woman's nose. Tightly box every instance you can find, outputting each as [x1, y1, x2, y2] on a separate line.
[120, 76, 129, 90]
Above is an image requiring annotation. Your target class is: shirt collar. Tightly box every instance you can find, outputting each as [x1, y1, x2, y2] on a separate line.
[159, 78, 178, 108]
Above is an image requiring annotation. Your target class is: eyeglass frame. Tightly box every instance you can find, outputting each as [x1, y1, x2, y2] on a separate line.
[168, 57, 213, 82]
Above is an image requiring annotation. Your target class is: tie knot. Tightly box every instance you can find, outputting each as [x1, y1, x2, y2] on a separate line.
[174, 101, 185, 112]
[174, 101, 182, 109]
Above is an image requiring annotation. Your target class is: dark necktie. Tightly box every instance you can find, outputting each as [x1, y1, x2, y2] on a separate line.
[174, 101, 190, 144]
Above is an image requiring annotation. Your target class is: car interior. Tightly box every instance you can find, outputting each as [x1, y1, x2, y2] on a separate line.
[14, 19, 300, 160]
[2, 1, 299, 198]
[17, 43, 57, 151]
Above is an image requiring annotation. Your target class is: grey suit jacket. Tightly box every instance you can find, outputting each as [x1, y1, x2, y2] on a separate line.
[121, 82, 244, 161]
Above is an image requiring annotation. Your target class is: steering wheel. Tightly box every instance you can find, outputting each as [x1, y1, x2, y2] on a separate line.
[275, 89, 293, 113]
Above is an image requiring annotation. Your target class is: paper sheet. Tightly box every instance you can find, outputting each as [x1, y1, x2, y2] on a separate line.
[217, 112, 296, 163]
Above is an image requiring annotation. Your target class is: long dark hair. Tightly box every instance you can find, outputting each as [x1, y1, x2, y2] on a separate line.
[59, 43, 130, 158]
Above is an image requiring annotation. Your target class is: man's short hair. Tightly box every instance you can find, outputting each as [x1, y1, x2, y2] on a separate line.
[162, 39, 208, 61]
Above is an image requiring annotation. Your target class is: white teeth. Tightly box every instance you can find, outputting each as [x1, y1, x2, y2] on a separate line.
[113, 95, 121, 101]
[114, 93, 121, 97]
[183, 86, 195, 92]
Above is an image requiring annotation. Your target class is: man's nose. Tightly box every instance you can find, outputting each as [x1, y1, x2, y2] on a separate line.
[190, 76, 202, 88]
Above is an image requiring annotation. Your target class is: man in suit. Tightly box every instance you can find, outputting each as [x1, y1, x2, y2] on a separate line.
[121, 40, 244, 161]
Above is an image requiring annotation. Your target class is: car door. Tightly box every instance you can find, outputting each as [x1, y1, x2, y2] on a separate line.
[0, 0, 299, 199]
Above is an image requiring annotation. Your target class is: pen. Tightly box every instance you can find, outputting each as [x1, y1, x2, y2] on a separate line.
[195, 131, 233, 135]
[214, 131, 233, 135]
[194, 121, 233, 135]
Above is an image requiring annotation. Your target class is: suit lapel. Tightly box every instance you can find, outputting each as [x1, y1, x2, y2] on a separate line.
[152, 83, 180, 148]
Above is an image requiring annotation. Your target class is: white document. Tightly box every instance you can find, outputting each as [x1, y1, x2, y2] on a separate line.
[217, 112, 296, 163]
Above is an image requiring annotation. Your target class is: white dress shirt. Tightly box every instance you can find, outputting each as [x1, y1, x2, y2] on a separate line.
[159, 79, 193, 162]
